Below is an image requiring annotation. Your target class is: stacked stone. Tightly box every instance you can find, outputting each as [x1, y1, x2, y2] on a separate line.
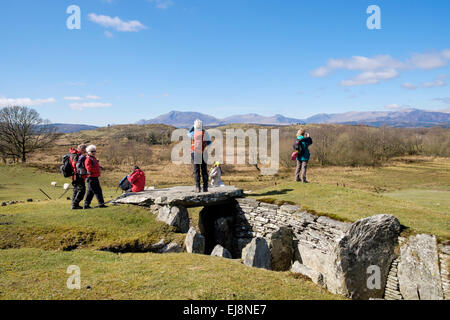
[384, 258, 403, 300]
[439, 245, 450, 300]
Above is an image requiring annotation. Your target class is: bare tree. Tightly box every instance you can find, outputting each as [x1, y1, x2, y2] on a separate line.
[0, 106, 58, 163]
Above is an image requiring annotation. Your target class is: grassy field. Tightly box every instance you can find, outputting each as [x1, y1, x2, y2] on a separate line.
[0, 155, 449, 299]
[0, 249, 340, 300]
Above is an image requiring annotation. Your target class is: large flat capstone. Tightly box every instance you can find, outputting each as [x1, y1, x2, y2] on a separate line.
[111, 186, 243, 207]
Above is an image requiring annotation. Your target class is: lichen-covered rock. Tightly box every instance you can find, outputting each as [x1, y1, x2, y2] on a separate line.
[211, 244, 232, 259]
[157, 205, 189, 233]
[160, 242, 183, 253]
[398, 234, 444, 300]
[268, 227, 294, 271]
[291, 261, 325, 287]
[242, 237, 271, 270]
[185, 227, 205, 254]
[335, 214, 401, 300]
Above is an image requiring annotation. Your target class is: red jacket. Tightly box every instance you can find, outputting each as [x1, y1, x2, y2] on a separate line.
[128, 169, 146, 192]
[85, 155, 101, 178]
[69, 148, 81, 181]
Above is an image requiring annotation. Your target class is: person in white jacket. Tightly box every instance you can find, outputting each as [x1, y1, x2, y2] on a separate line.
[209, 161, 225, 187]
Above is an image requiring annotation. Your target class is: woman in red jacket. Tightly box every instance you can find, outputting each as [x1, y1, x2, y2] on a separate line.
[127, 166, 146, 193]
[83, 145, 107, 209]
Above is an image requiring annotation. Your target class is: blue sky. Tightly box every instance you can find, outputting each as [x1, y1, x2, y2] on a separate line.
[0, 0, 449, 126]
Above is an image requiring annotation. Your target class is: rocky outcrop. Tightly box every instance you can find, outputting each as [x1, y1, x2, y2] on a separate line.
[398, 234, 444, 300]
[211, 244, 232, 259]
[185, 227, 205, 254]
[268, 227, 294, 271]
[157, 205, 190, 233]
[291, 261, 325, 287]
[335, 214, 401, 300]
[242, 237, 272, 270]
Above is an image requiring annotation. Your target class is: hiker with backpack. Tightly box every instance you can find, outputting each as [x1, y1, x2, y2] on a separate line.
[83, 145, 107, 209]
[293, 129, 313, 183]
[127, 166, 146, 192]
[68, 144, 87, 210]
[188, 119, 212, 193]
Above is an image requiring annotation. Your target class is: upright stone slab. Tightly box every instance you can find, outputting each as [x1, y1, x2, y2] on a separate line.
[211, 244, 232, 259]
[398, 234, 444, 300]
[242, 237, 271, 270]
[157, 205, 190, 233]
[185, 227, 205, 254]
[268, 227, 294, 271]
[335, 214, 401, 300]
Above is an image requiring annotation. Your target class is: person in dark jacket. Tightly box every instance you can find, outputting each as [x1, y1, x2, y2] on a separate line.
[69, 144, 86, 210]
[188, 119, 212, 193]
[294, 129, 313, 183]
[83, 145, 107, 209]
[127, 166, 146, 193]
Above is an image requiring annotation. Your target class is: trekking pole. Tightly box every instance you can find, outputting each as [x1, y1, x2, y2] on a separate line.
[39, 188, 52, 200]
[58, 188, 71, 200]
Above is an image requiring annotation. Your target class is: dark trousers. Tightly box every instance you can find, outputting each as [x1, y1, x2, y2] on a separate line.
[191, 153, 208, 188]
[84, 177, 105, 207]
[72, 176, 86, 208]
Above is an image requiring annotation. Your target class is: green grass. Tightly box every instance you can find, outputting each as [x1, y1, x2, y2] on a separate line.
[0, 248, 342, 300]
[0, 200, 184, 251]
[251, 181, 449, 240]
[384, 189, 450, 215]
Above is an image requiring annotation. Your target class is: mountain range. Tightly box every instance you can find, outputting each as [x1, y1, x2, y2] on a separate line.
[137, 109, 450, 128]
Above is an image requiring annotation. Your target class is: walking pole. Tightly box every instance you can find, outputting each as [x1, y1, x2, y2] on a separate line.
[39, 188, 52, 200]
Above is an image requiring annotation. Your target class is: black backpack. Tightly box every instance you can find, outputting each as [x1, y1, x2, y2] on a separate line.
[76, 155, 88, 176]
[119, 176, 132, 191]
[60, 154, 74, 178]
[293, 139, 305, 157]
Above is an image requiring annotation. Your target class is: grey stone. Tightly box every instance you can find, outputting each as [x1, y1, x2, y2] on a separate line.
[398, 234, 444, 300]
[268, 227, 294, 271]
[157, 205, 190, 233]
[160, 242, 183, 253]
[185, 227, 205, 254]
[211, 244, 232, 259]
[112, 185, 243, 207]
[335, 214, 401, 300]
[242, 237, 271, 270]
[150, 239, 166, 252]
[291, 261, 325, 287]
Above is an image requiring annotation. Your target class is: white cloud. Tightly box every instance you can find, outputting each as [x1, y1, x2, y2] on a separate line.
[0, 97, 56, 107]
[88, 13, 147, 32]
[340, 69, 399, 86]
[311, 49, 450, 86]
[104, 31, 114, 38]
[64, 96, 83, 101]
[70, 102, 112, 111]
[402, 82, 418, 90]
[147, 0, 174, 9]
[86, 95, 101, 100]
[384, 103, 411, 110]
[421, 75, 447, 88]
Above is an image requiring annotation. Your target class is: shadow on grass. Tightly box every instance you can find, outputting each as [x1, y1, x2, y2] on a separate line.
[251, 188, 294, 197]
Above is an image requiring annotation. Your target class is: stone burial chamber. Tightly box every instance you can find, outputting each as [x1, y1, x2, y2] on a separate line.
[111, 186, 448, 300]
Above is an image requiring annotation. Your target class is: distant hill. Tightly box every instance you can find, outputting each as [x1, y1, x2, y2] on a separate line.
[136, 109, 450, 128]
[137, 111, 304, 127]
[305, 109, 450, 128]
[49, 123, 99, 133]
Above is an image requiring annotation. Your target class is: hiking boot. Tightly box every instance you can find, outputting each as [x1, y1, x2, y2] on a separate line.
[302, 180, 309, 184]
[195, 186, 201, 193]
[202, 186, 208, 193]
[83, 205, 92, 210]
[71, 205, 83, 210]
[98, 204, 108, 208]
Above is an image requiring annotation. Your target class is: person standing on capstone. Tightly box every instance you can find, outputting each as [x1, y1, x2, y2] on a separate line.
[188, 119, 212, 193]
